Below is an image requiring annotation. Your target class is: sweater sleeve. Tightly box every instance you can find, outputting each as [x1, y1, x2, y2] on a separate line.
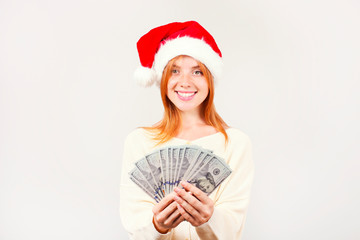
[195, 136, 254, 240]
[119, 131, 172, 240]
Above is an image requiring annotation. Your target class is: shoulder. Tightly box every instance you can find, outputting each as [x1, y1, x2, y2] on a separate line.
[226, 127, 251, 144]
[124, 127, 153, 144]
[123, 128, 159, 154]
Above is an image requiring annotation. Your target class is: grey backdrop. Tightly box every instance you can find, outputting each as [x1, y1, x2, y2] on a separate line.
[0, 0, 359, 239]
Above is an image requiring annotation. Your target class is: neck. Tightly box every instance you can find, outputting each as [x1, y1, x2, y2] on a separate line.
[179, 109, 206, 130]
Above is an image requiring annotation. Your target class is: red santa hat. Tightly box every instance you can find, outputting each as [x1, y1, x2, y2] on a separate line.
[134, 21, 223, 87]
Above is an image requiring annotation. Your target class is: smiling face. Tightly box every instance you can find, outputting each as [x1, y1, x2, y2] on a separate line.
[166, 56, 209, 114]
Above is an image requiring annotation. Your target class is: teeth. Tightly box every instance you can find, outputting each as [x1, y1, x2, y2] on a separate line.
[177, 92, 195, 97]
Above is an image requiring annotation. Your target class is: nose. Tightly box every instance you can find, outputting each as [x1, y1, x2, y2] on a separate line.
[179, 73, 191, 88]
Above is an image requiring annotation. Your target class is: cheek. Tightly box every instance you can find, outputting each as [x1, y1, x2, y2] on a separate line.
[167, 78, 177, 90]
[198, 79, 209, 91]
[167, 80, 176, 97]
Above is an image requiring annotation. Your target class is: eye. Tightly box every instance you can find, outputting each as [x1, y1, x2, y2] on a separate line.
[194, 70, 203, 76]
[171, 69, 179, 74]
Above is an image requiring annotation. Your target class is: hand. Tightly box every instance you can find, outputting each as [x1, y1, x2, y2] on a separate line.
[152, 192, 185, 234]
[173, 181, 214, 227]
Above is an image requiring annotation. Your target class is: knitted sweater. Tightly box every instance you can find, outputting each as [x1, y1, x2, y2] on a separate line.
[119, 127, 254, 240]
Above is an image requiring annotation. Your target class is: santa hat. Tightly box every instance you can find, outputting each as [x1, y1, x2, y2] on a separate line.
[134, 21, 223, 87]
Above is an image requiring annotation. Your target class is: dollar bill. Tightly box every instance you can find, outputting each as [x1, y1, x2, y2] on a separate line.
[185, 152, 213, 182]
[171, 147, 180, 190]
[129, 145, 232, 197]
[134, 157, 164, 198]
[183, 149, 211, 181]
[188, 155, 232, 195]
[129, 168, 161, 202]
[174, 147, 185, 187]
[180, 146, 202, 182]
[159, 148, 169, 195]
[167, 148, 173, 192]
[145, 151, 165, 197]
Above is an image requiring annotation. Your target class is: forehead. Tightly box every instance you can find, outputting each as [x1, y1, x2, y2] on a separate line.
[172, 55, 200, 67]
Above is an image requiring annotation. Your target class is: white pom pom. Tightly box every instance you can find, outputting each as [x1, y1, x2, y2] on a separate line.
[133, 66, 157, 87]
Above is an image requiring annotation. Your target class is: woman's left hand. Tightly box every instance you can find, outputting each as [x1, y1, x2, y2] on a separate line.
[173, 181, 214, 227]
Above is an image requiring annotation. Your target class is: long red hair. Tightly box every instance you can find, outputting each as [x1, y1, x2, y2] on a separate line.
[144, 55, 228, 145]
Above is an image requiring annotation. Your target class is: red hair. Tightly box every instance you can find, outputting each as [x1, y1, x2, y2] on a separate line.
[144, 55, 228, 145]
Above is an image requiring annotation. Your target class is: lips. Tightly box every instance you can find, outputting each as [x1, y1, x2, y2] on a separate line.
[176, 91, 197, 101]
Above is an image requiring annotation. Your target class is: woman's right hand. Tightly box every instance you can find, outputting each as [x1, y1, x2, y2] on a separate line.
[152, 192, 185, 234]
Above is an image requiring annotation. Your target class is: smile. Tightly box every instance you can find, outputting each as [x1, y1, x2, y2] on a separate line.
[176, 91, 197, 101]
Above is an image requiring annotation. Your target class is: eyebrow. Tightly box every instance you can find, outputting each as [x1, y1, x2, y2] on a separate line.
[172, 64, 200, 69]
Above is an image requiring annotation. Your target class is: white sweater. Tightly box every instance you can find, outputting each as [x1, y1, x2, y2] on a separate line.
[119, 128, 254, 240]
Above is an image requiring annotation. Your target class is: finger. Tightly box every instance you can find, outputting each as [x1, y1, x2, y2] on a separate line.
[180, 181, 209, 203]
[164, 207, 181, 225]
[160, 201, 178, 220]
[174, 194, 202, 220]
[176, 203, 197, 225]
[174, 187, 202, 211]
[153, 192, 177, 213]
[172, 214, 185, 228]
[154, 201, 178, 227]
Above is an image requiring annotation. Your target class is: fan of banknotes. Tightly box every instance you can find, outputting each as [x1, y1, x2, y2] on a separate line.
[128, 145, 232, 202]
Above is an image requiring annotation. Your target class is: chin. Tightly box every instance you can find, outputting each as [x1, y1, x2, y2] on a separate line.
[176, 105, 200, 113]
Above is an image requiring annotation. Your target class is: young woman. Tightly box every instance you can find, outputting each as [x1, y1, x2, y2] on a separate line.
[120, 21, 254, 240]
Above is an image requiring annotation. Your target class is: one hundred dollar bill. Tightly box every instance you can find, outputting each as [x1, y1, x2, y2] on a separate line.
[129, 167, 161, 202]
[145, 151, 165, 197]
[129, 145, 232, 198]
[188, 156, 232, 195]
[134, 157, 164, 198]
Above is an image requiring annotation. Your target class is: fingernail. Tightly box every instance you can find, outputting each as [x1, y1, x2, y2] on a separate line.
[181, 181, 187, 186]
[174, 187, 179, 193]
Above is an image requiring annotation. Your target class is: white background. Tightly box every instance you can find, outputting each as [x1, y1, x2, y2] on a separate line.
[1, 0, 359, 239]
